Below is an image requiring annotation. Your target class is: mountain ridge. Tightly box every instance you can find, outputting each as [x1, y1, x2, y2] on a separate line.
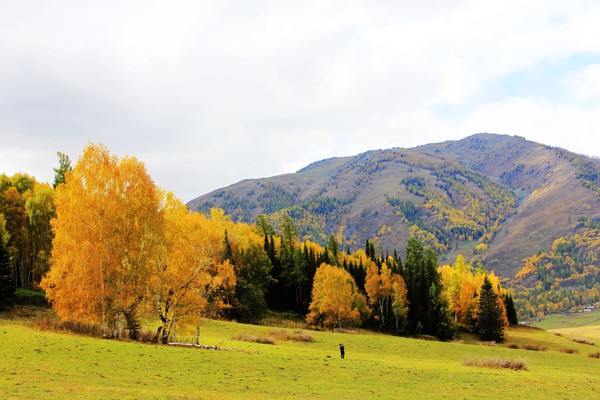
[187, 133, 600, 281]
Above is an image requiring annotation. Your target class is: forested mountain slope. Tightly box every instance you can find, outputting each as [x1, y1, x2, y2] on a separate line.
[188, 133, 600, 283]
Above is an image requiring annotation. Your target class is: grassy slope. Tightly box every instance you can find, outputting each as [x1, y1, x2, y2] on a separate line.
[2, 314, 600, 400]
[533, 311, 600, 339]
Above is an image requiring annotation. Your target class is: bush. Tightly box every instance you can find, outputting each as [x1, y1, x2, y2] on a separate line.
[233, 332, 275, 345]
[463, 357, 528, 371]
[588, 352, 600, 359]
[521, 343, 547, 351]
[15, 289, 47, 306]
[506, 343, 520, 349]
[33, 318, 103, 337]
[559, 348, 579, 354]
[571, 337, 595, 346]
[32, 317, 155, 342]
[269, 329, 314, 342]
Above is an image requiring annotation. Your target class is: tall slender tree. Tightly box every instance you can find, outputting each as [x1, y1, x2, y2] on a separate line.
[503, 293, 518, 326]
[478, 276, 505, 342]
[404, 238, 454, 339]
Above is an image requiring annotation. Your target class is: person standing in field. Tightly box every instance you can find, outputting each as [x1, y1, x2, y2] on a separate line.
[339, 344, 345, 359]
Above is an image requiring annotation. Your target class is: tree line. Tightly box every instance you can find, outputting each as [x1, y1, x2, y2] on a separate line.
[1, 144, 515, 343]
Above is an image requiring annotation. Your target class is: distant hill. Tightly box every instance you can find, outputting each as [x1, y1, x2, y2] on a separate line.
[187, 133, 600, 282]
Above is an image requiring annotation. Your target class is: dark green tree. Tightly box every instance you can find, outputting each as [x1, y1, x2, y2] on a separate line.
[0, 233, 15, 309]
[404, 238, 454, 339]
[265, 234, 284, 310]
[223, 230, 233, 262]
[478, 276, 505, 342]
[233, 243, 274, 323]
[423, 248, 454, 340]
[404, 238, 425, 334]
[52, 151, 72, 189]
[279, 214, 300, 310]
[327, 234, 338, 265]
[503, 293, 518, 326]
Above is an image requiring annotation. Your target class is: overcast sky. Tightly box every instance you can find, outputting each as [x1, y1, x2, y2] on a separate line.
[1, 1, 599, 202]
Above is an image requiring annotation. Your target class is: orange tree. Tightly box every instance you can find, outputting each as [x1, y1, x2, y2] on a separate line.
[151, 193, 236, 344]
[42, 144, 162, 338]
[306, 263, 369, 329]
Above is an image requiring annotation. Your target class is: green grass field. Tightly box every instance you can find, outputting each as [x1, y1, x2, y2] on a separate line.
[532, 310, 600, 340]
[2, 308, 600, 399]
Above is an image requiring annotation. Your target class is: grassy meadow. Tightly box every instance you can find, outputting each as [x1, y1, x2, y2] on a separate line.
[532, 310, 600, 340]
[2, 308, 600, 399]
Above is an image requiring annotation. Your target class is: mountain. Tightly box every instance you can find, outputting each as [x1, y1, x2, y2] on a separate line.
[187, 133, 600, 280]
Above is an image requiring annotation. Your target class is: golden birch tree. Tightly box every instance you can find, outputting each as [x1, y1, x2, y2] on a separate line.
[306, 263, 368, 329]
[42, 144, 162, 337]
[150, 195, 236, 344]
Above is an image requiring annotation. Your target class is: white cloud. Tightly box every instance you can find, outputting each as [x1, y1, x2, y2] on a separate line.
[564, 64, 600, 103]
[1, 1, 600, 201]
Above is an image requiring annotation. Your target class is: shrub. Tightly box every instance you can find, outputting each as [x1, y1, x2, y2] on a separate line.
[559, 348, 579, 354]
[481, 341, 497, 347]
[588, 352, 600, 359]
[416, 334, 439, 341]
[506, 343, 520, 349]
[15, 289, 48, 306]
[136, 329, 156, 343]
[32, 318, 155, 342]
[33, 318, 103, 337]
[521, 343, 547, 351]
[463, 357, 528, 371]
[233, 332, 275, 345]
[571, 337, 595, 346]
[269, 329, 314, 342]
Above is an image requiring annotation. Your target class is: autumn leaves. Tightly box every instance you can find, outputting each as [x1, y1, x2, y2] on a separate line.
[41, 144, 237, 340]
[39, 143, 514, 342]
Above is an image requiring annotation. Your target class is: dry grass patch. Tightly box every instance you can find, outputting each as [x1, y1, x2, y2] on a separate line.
[463, 356, 528, 371]
[232, 332, 275, 345]
[571, 337, 595, 346]
[506, 343, 520, 349]
[32, 318, 104, 337]
[587, 351, 600, 358]
[31, 318, 156, 342]
[521, 343, 547, 351]
[559, 348, 579, 354]
[269, 329, 314, 342]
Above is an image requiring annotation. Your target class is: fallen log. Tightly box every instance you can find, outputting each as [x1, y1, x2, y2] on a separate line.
[167, 342, 228, 351]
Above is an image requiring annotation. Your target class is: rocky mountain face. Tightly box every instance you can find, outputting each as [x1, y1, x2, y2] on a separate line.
[187, 133, 600, 279]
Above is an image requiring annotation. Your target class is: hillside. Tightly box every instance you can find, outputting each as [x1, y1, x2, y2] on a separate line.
[187, 133, 600, 282]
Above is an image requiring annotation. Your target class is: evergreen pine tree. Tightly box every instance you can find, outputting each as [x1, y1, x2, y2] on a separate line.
[503, 293, 518, 326]
[478, 276, 505, 342]
[423, 248, 454, 340]
[52, 151, 72, 189]
[223, 230, 233, 262]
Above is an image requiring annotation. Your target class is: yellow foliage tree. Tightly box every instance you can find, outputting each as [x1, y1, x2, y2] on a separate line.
[306, 263, 368, 329]
[439, 255, 508, 330]
[150, 195, 236, 344]
[42, 144, 162, 337]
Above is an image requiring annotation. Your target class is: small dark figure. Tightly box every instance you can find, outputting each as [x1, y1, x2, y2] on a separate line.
[339, 344, 345, 359]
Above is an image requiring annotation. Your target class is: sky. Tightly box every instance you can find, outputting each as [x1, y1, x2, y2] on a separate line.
[1, 1, 600, 203]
